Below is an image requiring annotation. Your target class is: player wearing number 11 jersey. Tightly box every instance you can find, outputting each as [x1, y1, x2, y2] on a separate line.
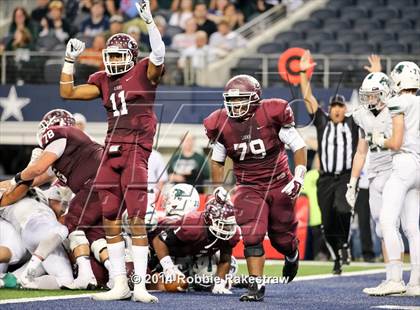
[59, 0, 165, 302]
[204, 75, 307, 302]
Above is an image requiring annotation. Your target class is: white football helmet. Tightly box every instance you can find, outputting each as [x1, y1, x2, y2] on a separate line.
[359, 72, 391, 111]
[390, 61, 420, 93]
[163, 183, 200, 218]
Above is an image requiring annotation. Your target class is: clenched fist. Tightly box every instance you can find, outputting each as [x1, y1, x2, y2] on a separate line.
[65, 38, 85, 62]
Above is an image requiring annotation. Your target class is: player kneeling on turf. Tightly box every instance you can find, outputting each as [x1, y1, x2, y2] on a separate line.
[150, 187, 239, 294]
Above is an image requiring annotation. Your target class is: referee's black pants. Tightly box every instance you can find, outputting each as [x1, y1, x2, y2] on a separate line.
[317, 172, 352, 259]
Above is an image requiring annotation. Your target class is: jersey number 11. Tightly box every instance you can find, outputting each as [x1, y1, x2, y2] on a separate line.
[110, 91, 128, 117]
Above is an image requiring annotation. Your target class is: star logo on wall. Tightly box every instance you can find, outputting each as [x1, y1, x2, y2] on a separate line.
[0, 86, 30, 121]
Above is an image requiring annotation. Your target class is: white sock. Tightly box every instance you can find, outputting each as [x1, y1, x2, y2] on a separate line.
[132, 245, 148, 288]
[409, 264, 420, 286]
[388, 261, 403, 282]
[24, 256, 42, 277]
[104, 259, 112, 273]
[385, 264, 392, 281]
[76, 256, 95, 279]
[107, 241, 126, 277]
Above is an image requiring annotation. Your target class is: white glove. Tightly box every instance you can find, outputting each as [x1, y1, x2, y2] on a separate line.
[65, 38, 85, 61]
[30, 148, 43, 164]
[212, 278, 232, 294]
[345, 177, 358, 210]
[135, 0, 153, 24]
[163, 266, 184, 283]
[371, 132, 385, 148]
[281, 165, 306, 199]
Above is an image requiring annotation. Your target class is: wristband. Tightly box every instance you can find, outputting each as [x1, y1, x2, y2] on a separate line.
[349, 176, 358, 188]
[62, 61, 74, 75]
[13, 172, 33, 186]
[160, 255, 175, 270]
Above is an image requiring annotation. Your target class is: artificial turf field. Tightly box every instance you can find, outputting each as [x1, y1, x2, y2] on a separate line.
[1, 261, 419, 309]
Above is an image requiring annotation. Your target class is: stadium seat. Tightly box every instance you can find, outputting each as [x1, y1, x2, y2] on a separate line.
[329, 58, 356, 71]
[287, 40, 317, 51]
[335, 30, 364, 43]
[400, 7, 420, 22]
[385, 19, 413, 31]
[257, 42, 287, 54]
[305, 30, 334, 42]
[323, 19, 352, 31]
[44, 59, 63, 84]
[339, 7, 368, 21]
[410, 41, 420, 53]
[356, 0, 385, 10]
[165, 26, 184, 38]
[318, 41, 347, 54]
[366, 30, 395, 43]
[370, 7, 399, 21]
[348, 41, 376, 54]
[386, 0, 416, 9]
[355, 19, 381, 31]
[397, 30, 420, 44]
[293, 19, 322, 31]
[310, 8, 337, 20]
[328, 0, 355, 10]
[380, 42, 407, 54]
[275, 30, 303, 42]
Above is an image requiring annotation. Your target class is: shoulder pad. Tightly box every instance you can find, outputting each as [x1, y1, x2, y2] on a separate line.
[203, 109, 226, 142]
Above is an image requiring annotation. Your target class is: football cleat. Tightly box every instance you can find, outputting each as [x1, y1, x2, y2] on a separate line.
[63, 275, 97, 290]
[363, 280, 406, 296]
[132, 284, 159, 303]
[239, 277, 265, 302]
[405, 284, 420, 296]
[92, 275, 131, 301]
[332, 258, 342, 275]
[283, 250, 299, 283]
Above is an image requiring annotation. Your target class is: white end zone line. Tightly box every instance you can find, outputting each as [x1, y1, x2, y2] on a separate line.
[0, 269, 393, 305]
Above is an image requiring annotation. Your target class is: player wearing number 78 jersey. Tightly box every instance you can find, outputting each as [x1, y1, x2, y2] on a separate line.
[59, 0, 165, 303]
[204, 74, 307, 302]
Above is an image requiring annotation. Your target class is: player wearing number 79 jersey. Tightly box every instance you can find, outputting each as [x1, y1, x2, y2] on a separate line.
[203, 74, 307, 302]
[59, 1, 165, 302]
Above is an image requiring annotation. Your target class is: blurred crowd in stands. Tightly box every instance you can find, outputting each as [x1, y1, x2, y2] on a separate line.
[0, 0, 287, 84]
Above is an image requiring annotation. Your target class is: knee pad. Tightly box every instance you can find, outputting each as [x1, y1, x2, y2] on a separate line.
[91, 238, 107, 262]
[68, 230, 89, 252]
[244, 244, 265, 258]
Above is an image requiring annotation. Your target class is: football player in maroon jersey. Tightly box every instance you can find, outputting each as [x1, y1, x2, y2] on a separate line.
[204, 75, 307, 302]
[150, 189, 239, 294]
[59, 0, 164, 302]
[4, 109, 106, 289]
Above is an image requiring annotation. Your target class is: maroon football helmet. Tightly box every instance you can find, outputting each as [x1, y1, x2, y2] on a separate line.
[102, 33, 139, 76]
[204, 197, 237, 240]
[37, 109, 75, 146]
[223, 74, 262, 118]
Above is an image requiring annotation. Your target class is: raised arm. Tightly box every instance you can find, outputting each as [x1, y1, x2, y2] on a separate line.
[299, 50, 319, 115]
[136, 0, 165, 84]
[60, 39, 101, 100]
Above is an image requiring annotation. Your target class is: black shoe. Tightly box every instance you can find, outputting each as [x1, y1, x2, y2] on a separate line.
[239, 276, 265, 302]
[283, 251, 299, 283]
[332, 259, 342, 275]
[340, 244, 351, 265]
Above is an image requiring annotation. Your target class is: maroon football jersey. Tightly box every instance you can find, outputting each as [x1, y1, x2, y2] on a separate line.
[87, 58, 161, 150]
[204, 99, 294, 187]
[156, 211, 240, 258]
[39, 126, 103, 193]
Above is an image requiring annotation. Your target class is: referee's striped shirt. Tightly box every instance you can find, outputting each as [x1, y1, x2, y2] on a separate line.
[311, 108, 359, 174]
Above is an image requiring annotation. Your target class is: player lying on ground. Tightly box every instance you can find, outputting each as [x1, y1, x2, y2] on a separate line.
[149, 187, 239, 294]
[364, 61, 420, 297]
[3, 109, 107, 289]
[204, 74, 307, 301]
[59, 0, 165, 302]
[0, 187, 73, 289]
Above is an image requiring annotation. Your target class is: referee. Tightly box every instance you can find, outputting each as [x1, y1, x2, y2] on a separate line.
[299, 50, 359, 274]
